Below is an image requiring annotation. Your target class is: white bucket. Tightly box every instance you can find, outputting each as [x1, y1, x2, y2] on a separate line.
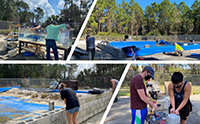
[166, 114, 180, 124]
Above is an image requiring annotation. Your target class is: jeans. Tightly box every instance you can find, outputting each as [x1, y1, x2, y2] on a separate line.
[66, 107, 80, 114]
[87, 48, 95, 60]
[46, 39, 58, 60]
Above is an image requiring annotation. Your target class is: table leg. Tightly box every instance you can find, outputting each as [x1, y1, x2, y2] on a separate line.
[64, 50, 67, 60]
[19, 41, 21, 54]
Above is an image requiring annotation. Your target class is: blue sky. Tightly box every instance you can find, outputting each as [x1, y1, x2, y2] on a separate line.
[116, 0, 194, 10]
[24, 0, 66, 18]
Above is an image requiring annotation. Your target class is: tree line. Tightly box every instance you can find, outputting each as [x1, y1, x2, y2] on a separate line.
[0, 0, 93, 27]
[0, 64, 126, 88]
[122, 64, 200, 87]
[85, 0, 200, 36]
[77, 64, 126, 88]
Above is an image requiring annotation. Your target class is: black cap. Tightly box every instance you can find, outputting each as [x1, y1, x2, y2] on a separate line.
[53, 21, 58, 25]
[144, 66, 154, 79]
[86, 35, 90, 39]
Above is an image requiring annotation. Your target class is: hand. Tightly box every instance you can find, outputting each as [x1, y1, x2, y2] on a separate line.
[174, 110, 179, 115]
[152, 103, 158, 110]
[170, 108, 175, 114]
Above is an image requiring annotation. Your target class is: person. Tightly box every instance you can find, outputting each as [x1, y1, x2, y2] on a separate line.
[168, 72, 192, 124]
[45, 21, 67, 60]
[130, 66, 158, 124]
[31, 23, 41, 41]
[110, 78, 119, 102]
[189, 39, 194, 43]
[175, 42, 184, 56]
[86, 35, 95, 60]
[58, 82, 80, 124]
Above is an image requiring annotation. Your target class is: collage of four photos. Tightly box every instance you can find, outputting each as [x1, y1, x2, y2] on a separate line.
[1, 0, 200, 124]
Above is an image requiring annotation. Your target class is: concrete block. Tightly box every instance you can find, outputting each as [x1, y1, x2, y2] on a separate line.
[84, 103, 89, 110]
[77, 117, 83, 124]
[79, 98, 86, 104]
[93, 99, 98, 105]
[86, 96, 92, 103]
[92, 95, 97, 101]
[94, 110, 98, 115]
[88, 112, 94, 118]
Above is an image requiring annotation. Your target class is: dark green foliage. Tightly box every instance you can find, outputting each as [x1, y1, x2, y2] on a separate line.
[86, 0, 200, 35]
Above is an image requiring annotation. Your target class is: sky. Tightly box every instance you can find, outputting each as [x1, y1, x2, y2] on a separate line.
[116, 0, 194, 10]
[23, 0, 66, 17]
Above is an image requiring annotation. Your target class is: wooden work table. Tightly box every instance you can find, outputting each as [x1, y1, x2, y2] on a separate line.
[18, 39, 69, 60]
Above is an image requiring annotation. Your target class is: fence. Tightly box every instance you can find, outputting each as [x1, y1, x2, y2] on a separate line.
[0, 21, 18, 35]
[122, 71, 200, 88]
[81, 34, 200, 42]
[77, 76, 121, 89]
[0, 76, 121, 89]
[0, 78, 56, 88]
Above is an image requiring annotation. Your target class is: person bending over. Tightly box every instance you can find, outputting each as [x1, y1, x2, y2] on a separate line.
[168, 72, 192, 124]
[174, 43, 184, 56]
[59, 83, 80, 124]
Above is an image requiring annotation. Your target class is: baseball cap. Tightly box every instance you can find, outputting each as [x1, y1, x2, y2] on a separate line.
[86, 35, 90, 39]
[53, 21, 58, 25]
[66, 24, 71, 28]
[144, 66, 154, 79]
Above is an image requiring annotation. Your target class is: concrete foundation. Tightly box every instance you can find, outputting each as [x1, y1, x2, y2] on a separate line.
[12, 91, 112, 124]
[97, 43, 127, 58]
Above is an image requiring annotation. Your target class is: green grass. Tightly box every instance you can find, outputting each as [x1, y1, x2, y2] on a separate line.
[119, 85, 200, 96]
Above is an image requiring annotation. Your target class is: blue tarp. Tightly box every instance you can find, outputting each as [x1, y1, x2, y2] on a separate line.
[110, 41, 157, 49]
[135, 44, 200, 56]
[110, 41, 200, 57]
[158, 40, 169, 45]
[0, 96, 62, 120]
[50, 89, 90, 93]
[0, 86, 20, 93]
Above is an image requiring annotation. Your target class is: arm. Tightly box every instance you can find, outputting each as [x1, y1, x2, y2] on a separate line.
[176, 83, 191, 112]
[33, 25, 41, 30]
[76, 94, 79, 99]
[68, 28, 75, 31]
[137, 89, 158, 110]
[168, 83, 175, 113]
[111, 80, 116, 91]
[63, 98, 67, 105]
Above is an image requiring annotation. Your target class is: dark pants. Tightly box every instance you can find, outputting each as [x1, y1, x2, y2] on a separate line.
[88, 48, 95, 60]
[46, 39, 58, 60]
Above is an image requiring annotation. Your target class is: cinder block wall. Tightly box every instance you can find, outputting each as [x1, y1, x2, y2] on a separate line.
[97, 43, 127, 58]
[14, 91, 112, 124]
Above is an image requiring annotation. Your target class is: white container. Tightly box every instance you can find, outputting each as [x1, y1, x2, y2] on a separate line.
[166, 114, 180, 124]
[157, 99, 169, 111]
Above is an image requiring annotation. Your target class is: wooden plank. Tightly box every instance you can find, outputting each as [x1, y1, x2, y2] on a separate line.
[19, 39, 69, 50]
[21, 47, 45, 54]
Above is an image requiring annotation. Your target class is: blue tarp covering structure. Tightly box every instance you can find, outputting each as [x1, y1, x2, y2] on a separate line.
[110, 41, 200, 57]
[0, 86, 20, 93]
[110, 41, 157, 49]
[0, 96, 62, 120]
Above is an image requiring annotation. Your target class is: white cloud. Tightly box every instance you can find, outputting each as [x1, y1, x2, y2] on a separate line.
[24, 0, 55, 17]
[57, 0, 65, 9]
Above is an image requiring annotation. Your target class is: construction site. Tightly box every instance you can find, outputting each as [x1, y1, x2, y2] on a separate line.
[0, 64, 126, 124]
[0, 21, 78, 60]
[0, 78, 112, 124]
